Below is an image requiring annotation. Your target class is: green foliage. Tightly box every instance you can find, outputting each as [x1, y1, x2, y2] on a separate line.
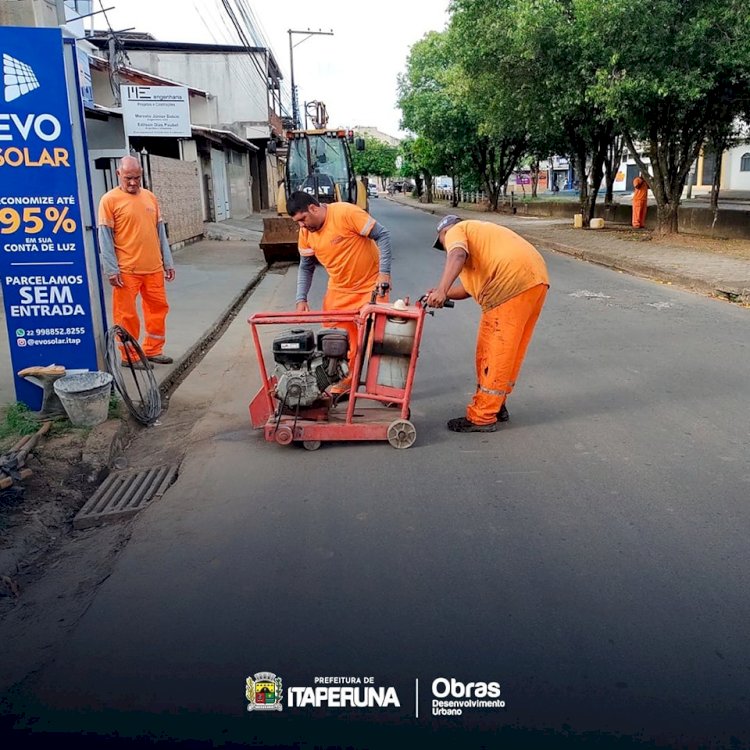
[398, 27, 527, 207]
[398, 32, 475, 179]
[0, 402, 40, 442]
[394, 0, 750, 231]
[398, 136, 433, 188]
[108, 393, 122, 420]
[584, 0, 750, 231]
[350, 135, 398, 179]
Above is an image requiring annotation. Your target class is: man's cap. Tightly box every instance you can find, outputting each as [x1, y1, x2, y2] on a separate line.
[433, 214, 462, 250]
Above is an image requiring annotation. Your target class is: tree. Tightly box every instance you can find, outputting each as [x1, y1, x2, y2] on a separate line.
[588, 0, 750, 234]
[398, 31, 478, 205]
[449, 0, 614, 223]
[350, 134, 398, 185]
[448, 6, 531, 210]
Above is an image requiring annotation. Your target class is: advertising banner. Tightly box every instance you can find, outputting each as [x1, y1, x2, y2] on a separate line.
[122, 85, 191, 137]
[0, 27, 99, 408]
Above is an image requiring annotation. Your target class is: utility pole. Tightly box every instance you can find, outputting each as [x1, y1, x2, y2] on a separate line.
[287, 28, 333, 129]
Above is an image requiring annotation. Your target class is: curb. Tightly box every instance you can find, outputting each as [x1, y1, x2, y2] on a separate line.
[387, 197, 750, 304]
[86, 263, 269, 474]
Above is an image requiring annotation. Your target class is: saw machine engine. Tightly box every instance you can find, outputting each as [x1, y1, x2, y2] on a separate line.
[271, 328, 349, 408]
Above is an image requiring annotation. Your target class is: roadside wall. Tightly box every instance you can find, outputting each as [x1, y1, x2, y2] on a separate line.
[506, 200, 750, 240]
[149, 155, 204, 246]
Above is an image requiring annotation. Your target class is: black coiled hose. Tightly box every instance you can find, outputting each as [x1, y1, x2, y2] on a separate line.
[105, 325, 162, 426]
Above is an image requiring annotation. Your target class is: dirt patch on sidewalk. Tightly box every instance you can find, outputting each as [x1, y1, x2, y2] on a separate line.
[0, 419, 126, 606]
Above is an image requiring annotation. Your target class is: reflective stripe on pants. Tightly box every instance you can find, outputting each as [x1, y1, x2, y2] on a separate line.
[466, 283, 547, 425]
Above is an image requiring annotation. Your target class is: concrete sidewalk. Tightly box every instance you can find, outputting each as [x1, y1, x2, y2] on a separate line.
[388, 194, 750, 304]
[0, 215, 269, 407]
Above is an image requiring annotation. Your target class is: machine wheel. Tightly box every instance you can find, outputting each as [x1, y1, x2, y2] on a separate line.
[275, 426, 294, 445]
[302, 440, 322, 451]
[387, 419, 416, 449]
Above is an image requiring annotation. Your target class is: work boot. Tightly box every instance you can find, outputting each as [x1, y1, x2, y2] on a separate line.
[447, 417, 497, 433]
[497, 403, 509, 422]
[121, 359, 148, 371]
[147, 354, 174, 364]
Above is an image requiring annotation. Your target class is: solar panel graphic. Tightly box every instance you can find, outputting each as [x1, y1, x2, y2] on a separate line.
[3, 52, 40, 102]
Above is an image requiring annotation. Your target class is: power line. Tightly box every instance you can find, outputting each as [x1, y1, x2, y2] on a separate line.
[192, 0, 270, 119]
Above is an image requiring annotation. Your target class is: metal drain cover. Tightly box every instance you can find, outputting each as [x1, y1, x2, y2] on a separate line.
[74, 465, 178, 530]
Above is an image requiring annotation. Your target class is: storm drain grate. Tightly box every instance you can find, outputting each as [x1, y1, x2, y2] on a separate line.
[74, 465, 179, 530]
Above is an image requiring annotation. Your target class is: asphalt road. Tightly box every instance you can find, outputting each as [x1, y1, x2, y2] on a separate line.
[3, 200, 750, 749]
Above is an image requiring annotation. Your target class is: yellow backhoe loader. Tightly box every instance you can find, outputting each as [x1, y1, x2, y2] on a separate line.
[260, 127, 368, 264]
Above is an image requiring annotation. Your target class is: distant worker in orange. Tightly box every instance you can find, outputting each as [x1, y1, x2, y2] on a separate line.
[98, 155, 175, 367]
[288, 191, 392, 395]
[631, 175, 649, 228]
[425, 215, 549, 433]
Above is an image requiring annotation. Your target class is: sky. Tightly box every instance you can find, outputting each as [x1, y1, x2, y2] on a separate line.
[91, 0, 451, 138]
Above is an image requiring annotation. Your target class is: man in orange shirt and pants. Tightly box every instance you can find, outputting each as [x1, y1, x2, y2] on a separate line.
[98, 156, 175, 367]
[631, 175, 649, 228]
[288, 191, 392, 395]
[426, 215, 549, 433]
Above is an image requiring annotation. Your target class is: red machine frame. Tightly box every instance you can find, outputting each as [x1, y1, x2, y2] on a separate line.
[248, 300, 427, 449]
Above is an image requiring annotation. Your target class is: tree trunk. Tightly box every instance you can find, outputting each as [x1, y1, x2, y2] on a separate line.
[576, 149, 590, 227]
[489, 185, 500, 211]
[423, 170, 433, 203]
[450, 173, 458, 207]
[710, 149, 723, 228]
[584, 150, 605, 225]
[414, 175, 423, 198]
[530, 158, 540, 198]
[603, 135, 624, 206]
[656, 202, 679, 235]
[624, 131, 701, 236]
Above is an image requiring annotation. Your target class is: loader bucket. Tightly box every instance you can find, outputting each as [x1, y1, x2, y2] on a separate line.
[260, 217, 300, 265]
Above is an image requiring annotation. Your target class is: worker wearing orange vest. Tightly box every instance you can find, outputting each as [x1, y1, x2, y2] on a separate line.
[98, 156, 175, 367]
[289, 191, 392, 395]
[426, 215, 549, 433]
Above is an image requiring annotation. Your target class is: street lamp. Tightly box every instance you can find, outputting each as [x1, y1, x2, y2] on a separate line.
[288, 28, 333, 129]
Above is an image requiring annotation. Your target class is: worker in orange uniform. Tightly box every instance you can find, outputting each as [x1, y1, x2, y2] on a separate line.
[288, 191, 392, 395]
[631, 175, 649, 228]
[98, 156, 175, 367]
[425, 215, 549, 433]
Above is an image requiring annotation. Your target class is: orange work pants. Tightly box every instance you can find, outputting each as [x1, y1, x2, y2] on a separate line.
[632, 199, 647, 228]
[467, 283, 548, 425]
[323, 285, 387, 375]
[113, 271, 169, 358]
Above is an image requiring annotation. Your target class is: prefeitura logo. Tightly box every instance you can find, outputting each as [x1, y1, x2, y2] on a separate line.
[246, 672, 283, 712]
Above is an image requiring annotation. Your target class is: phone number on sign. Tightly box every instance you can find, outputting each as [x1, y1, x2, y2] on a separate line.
[33, 327, 86, 336]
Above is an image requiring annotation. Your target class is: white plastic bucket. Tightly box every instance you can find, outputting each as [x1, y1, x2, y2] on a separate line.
[53, 371, 113, 427]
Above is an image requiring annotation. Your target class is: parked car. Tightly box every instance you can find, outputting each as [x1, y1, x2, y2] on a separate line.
[367, 183, 378, 198]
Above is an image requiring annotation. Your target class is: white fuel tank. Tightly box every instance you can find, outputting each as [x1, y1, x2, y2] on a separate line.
[375, 315, 417, 389]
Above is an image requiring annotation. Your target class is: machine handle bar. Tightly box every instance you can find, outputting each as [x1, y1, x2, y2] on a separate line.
[417, 295, 454, 310]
